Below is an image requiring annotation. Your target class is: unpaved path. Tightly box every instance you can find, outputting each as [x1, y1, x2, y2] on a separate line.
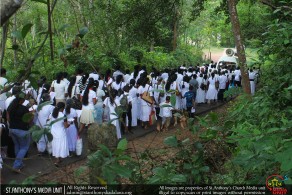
[203, 48, 227, 62]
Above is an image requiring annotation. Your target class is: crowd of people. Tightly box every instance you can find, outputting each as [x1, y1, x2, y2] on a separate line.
[0, 63, 259, 173]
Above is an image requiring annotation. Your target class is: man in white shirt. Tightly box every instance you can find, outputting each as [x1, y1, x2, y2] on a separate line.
[234, 67, 241, 87]
[218, 72, 228, 101]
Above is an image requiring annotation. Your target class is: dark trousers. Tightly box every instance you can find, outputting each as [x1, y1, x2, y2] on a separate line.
[218, 89, 225, 101]
[121, 107, 132, 134]
[187, 107, 194, 118]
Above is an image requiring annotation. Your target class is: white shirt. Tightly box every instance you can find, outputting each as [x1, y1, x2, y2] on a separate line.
[63, 78, 70, 86]
[138, 84, 153, 106]
[234, 69, 241, 81]
[63, 108, 77, 121]
[219, 75, 228, 89]
[123, 74, 131, 84]
[176, 73, 184, 84]
[89, 73, 99, 81]
[75, 75, 82, 85]
[111, 82, 125, 91]
[0, 77, 8, 101]
[103, 97, 120, 122]
[5, 95, 16, 110]
[98, 80, 105, 90]
[36, 104, 55, 127]
[51, 80, 68, 99]
[129, 87, 138, 99]
[113, 71, 124, 81]
[249, 72, 256, 80]
[161, 73, 169, 81]
[159, 102, 173, 117]
[81, 89, 97, 109]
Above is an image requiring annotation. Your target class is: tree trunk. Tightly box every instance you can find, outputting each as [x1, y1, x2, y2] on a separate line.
[0, 0, 24, 26]
[172, 4, 179, 51]
[0, 22, 9, 67]
[227, 0, 251, 94]
[47, 0, 54, 61]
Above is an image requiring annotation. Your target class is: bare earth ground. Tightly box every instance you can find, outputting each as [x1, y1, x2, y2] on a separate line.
[37, 103, 230, 184]
[203, 48, 225, 62]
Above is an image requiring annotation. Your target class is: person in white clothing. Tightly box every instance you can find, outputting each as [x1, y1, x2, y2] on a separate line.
[128, 79, 138, 127]
[50, 102, 70, 166]
[89, 71, 99, 81]
[0, 68, 8, 112]
[50, 72, 68, 105]
[217, 72, 228, 101]
[180, 76, 190, 110]
[138, 77, 154, 129]
[79, 79, 97, 135]
[103, 90, 121, 139]
[206, 73, 218, 104]
[112, 65, 124, 81]
[64, 99, 78, 156]
[123, 69, 131, 84]
[35, 94, 55, 154]
[196, 74, 206, 104]
[111, 75, 125, 95]
[234, 67, 241, 87]
[159, 96, 173, 131]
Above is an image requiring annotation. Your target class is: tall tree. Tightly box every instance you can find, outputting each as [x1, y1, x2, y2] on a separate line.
[47, 0, 54, 61]
[227, 0, 250, 94]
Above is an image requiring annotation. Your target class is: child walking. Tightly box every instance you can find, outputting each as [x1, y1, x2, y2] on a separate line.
[183, 85, 196, 118]
[159, 96, 173, 132]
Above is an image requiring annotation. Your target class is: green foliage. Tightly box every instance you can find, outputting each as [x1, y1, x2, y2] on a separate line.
[217, 7, 292, 184]
[85, 139, 135, 184]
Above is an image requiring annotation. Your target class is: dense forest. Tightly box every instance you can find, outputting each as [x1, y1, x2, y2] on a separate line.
[1, 0, 291, 186]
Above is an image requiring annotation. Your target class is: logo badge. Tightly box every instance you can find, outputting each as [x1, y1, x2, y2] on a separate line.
[266, 174, 288, 194]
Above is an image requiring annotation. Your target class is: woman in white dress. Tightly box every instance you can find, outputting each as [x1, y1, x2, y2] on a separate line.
[50, 102, 70, 165]
[129, 79, 138, 127]
[179, 76, 190, 110]
[64, 99, 78, 156]
[138, 77, 154, 129]
[103, 90, 121, 139]
[206, 73, 218, 104]
[79, 78, 97, 135]
[196, 74, 206, 104]
[164, 74, 180, 126]
[36, 93, 54, 154]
